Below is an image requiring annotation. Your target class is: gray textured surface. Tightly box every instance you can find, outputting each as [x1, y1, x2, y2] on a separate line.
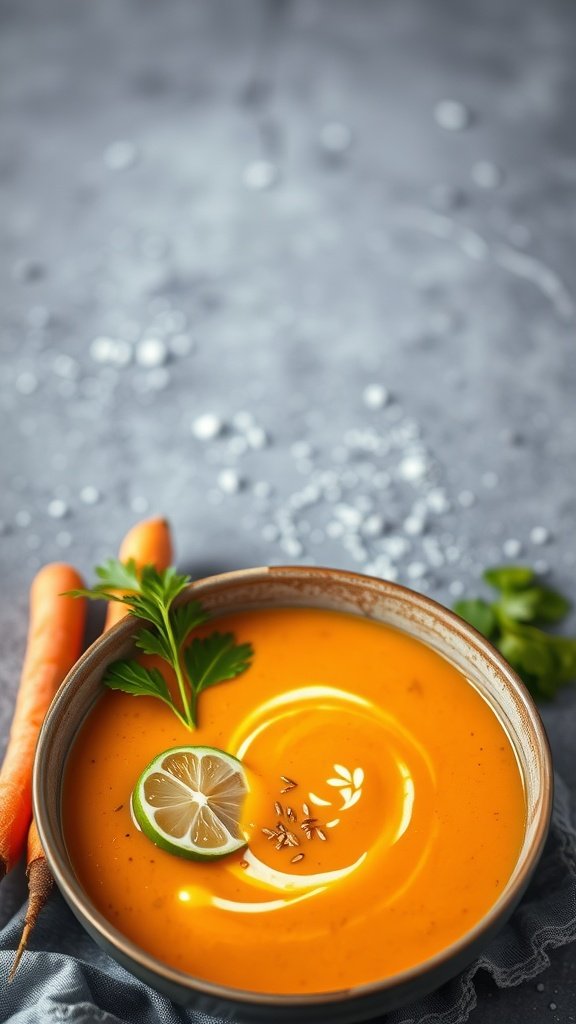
[1, 0, 576, 1020]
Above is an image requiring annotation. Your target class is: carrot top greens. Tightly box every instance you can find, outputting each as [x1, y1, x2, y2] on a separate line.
[72, 560, 253, 728]
[454, 565, 575, 700]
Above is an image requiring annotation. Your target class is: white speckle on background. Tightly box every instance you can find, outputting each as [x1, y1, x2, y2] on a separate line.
[253, 481, 273, 499]
[471, 160, 504, 189]
[15, 510, 32, 528]
[169, 334, 195, 357]
[458, 489, 476, 508]
[15, 372, 39, 395]
[135, 337, 168, 368]
[404, 515, 426, 536]
[399, 453, 427, 482]
[56, 530, 73, 548]
[449, 580, 465, 597]
[503, 538, 522, 558]
[434, 100, 472, 131]
[79, 486, 101, 506]
[281, 536, 303, 558]
[191, 413, 224, 441]
[103, 140, 138, 171]
[90, 336, 132, 367]
[530, 526, 550, 545]
[406, 561, 426, 580]
[130, 495, 149, 514]
[243, 160, 278, 191]
[319, 121, 353, 154]
[218, 468, 243, 494]
[362, 383, 389, 409]
[482, 471, 499, 489]
[246, 426, 268, 449]
[52, 354, 80, 379]
[262, 523, 279, 542]
[47, 499, 69, 519]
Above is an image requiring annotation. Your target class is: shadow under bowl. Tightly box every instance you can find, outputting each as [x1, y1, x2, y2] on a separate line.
[33, 566, 553, 1023]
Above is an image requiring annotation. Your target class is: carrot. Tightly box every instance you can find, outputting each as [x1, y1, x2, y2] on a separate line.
[0, 563, 86, 880]
[103, 517, 173, 630]
[9, 819, 53, 980]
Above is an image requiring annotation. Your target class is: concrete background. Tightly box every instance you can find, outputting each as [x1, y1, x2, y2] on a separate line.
[1, 0, 575, 1020]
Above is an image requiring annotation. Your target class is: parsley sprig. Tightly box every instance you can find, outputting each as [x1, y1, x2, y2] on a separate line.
[72, 560, 253, 728]
[454, 565, 575, 700]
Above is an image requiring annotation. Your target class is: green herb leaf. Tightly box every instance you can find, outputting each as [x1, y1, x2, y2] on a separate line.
[171, 601, 207, 648]
[76, 557, 255, 729]
[95, 558, 141, 592]
[498, 586, 570, 625]
[454, 599, 496, 638]
[531, 587, 571, 624]
[483, 566, 535, 592]
[104, 660, 172, 702]
[455, 564, 575, 702]
[134, 628, 173, 661]
[184, 633, 253, 694]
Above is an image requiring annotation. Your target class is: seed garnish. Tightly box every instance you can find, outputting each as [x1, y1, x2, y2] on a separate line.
[280, 775, 297, 793]
[290, 853, 304, 863]
[302, 802, 310, 816]
[274, 801, 283, 816]
[316, 829, 327, 841]
[287, 807, 296, 822]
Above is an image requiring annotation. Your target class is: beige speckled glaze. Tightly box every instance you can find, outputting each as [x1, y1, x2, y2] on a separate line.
[33, 567, 553, 1024]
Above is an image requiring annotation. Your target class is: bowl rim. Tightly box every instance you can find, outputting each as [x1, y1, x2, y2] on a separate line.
[33, 564, 553, 1008]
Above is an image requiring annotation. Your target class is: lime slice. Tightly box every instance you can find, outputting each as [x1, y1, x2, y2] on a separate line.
[131, 746, 248, 860]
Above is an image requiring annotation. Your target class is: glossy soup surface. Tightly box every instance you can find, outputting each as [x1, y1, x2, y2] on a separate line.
[63, 607, 525, 993]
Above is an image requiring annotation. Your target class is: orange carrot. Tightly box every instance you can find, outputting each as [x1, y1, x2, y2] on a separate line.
[9, 819, 53, 980]
[104, 517, 173, 630]
[0, 563, 86, 880]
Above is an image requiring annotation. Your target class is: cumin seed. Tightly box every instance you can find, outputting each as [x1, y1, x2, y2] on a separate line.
[274, 801, 283, 816]
[302, 802, 310, 816]
[287, 807, 296, 822]
[316, 828, 327, 841]
[290, 853, 304, 863]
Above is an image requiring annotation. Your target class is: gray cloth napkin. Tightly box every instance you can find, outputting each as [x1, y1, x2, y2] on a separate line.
[1, 772, 575, 1024]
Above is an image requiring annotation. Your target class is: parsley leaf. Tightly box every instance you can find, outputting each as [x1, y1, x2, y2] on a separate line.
[454, 564, 575, 700]
[184, 633, 253, 724]
[73, 559, 253, 728]
[453, 599, 496, 638]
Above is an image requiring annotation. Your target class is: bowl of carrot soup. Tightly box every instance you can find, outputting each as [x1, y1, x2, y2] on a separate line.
[33, 566, 552, 1023]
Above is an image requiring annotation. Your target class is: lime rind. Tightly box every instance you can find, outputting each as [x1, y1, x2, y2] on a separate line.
[132, 745, 248, 861]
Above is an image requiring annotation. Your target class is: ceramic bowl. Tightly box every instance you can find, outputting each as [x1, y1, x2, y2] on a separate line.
[33, 566, 553, 1023]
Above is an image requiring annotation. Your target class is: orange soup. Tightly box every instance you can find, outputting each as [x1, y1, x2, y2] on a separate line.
[63, 608, 525, 993]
